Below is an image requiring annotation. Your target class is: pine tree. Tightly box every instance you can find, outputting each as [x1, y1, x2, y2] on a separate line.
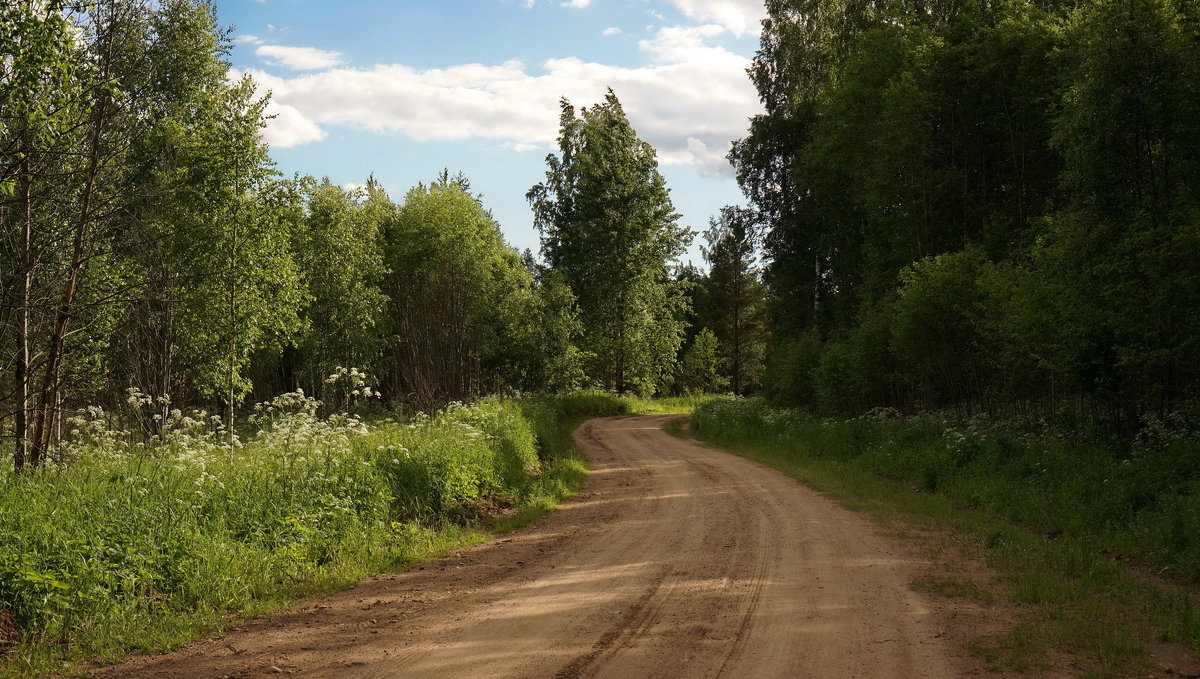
[702, 207, 768, 395]
[679, 328, 728, 394]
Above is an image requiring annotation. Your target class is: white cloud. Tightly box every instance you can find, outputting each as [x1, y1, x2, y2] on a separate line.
[502, 142, 543, 153]
[602, 26, 622, 36]
[239, 25, 760, 172]
[685, 136, 733, 178]
[639, 24, 726, 63]
[236, 34, 264, 46]
[260, 99, 326, 147]
[663, 0, 765, 37]
[561, 0, 592, 6]
[256, 44, 344, 71]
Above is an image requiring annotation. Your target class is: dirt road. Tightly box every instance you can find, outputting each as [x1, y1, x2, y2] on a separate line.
[96, 415, 970, 678]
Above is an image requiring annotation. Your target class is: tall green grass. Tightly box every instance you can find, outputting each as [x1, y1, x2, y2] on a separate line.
[692, 397, 1200, 676]
[0, 390, 627, 677]
[620, 393, 722, 414]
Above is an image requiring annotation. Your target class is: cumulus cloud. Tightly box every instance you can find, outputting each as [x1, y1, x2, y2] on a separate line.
[260, 99, 326, 147]
[240, 25, 760, 173]
[561, 0, 592, 6]
[663, 0, 765, 37]
[256, 44, 344, 70]
[639, 23, 726, 62]
[685, 136, 734, 178]
[602, 26, 622, 36]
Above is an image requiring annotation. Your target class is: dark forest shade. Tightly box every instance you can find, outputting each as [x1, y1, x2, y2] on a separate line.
[732, 0, 1200, 433]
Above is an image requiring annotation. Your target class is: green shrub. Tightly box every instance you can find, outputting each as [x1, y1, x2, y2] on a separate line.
[0, 390, 608, 673]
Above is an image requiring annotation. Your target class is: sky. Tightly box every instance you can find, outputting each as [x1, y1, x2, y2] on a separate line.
[213, 0, 767, 262]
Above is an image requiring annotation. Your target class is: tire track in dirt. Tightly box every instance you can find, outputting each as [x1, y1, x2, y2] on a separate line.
[94, 415, 974, 679]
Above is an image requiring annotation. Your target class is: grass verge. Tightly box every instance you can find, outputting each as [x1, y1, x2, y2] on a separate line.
[0, 391, 625, 678]
[622, 393, 721, 415]
[689, 397, 1200, 678]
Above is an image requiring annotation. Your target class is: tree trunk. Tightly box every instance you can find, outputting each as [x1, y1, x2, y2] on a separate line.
[14, 132, 32, 472]
[30, 92, 110, 465]
[732, 258, 743, 396]
[615, 288, 627, 394]
[227, 200, 239, 447]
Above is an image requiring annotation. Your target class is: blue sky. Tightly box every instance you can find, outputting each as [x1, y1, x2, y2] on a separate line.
[213, 0, 766, 262]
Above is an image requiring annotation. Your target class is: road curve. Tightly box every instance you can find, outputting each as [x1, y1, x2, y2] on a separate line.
[95, 415, 965, 678]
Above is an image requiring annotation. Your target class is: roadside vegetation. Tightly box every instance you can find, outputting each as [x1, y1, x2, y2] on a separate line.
[0, 389, 627, 677]
[692, 397, 1200, 677]
[1, 3, 733, 673]
[6, 0, 1200, 676]
[686, 0, 1200, 672]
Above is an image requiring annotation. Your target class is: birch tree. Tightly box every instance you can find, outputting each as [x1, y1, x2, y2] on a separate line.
[528, 91, 690, 394]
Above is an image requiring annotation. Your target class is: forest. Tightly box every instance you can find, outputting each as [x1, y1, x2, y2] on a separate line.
[0, 0, 742, 470]
[2, 0, 1200, 673]
[734, 0, 1200, 436]
[0, 1, 711, 668]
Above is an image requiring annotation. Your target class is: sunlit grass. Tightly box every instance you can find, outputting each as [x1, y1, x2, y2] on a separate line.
[0, 390, 625, 678]
[623, 393, 722, 414]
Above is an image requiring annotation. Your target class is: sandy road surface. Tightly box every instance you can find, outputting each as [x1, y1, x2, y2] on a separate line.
[96, 415, 968, 678]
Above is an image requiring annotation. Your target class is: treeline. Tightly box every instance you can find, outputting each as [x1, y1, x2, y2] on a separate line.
[732, 0, 1200, 434]
[0, 0, 599, 472]
[2, 1, 747, 473]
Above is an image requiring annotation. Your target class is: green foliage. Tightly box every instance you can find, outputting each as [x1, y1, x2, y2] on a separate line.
[0, 391, 602, 673]
[382, 173, 538, 407]
[529, 91, 692, 394]
[734, 0, 1200, 430]
[1, 0, 314, 466]
[177, 176, 308, 404]
[1054, 0, 1200, 218]
[91, 0, 304, 410]
[498, 269, 590, 394]
[289, 180, 389, 395]
[678, 328, 728, 395]
[699, 207, 768, 395]
[0, 1, 82, 147]
[891, 248, 995, 408]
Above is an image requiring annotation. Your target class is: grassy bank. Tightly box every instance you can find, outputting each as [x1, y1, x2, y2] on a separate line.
[691, 397, 1200, 677]
[620, 393, 721, 415]
[0, 390, 626, 677]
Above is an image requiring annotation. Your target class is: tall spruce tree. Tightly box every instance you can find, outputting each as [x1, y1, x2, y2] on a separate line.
[528, 91, 691, 394]
[702, 207, 768, 395]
